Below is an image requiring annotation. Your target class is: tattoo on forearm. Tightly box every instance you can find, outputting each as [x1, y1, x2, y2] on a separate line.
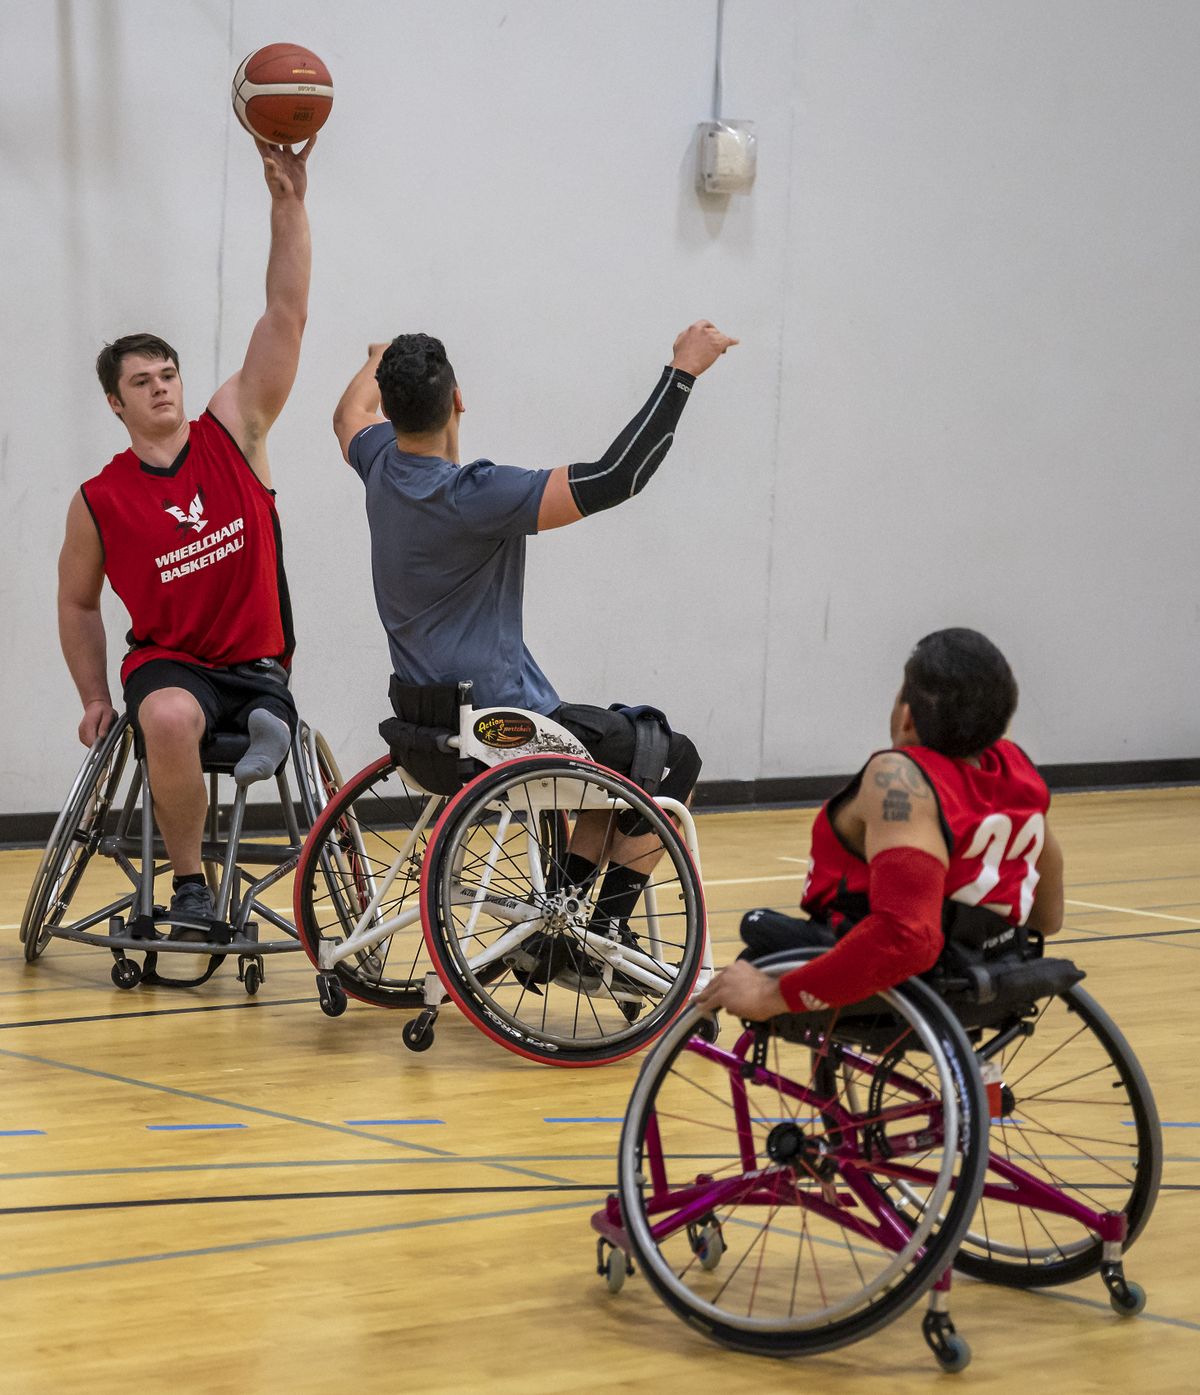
[882, 789, 912, 822]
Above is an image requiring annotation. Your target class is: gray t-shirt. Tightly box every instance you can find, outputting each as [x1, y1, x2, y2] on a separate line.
[348, 423, 561, 712]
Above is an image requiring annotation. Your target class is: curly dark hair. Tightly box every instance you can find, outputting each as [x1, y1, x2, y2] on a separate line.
[900, 628, 1019, 758]
[96, 334, 180, 400]
[375, 333, 457, 434]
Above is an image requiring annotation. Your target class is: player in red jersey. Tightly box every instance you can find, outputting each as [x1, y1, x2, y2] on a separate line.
[696, 629, 1065, 1021]
[56, 137, 316, 929]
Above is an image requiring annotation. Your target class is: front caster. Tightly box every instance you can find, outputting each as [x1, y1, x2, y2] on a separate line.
[922, 1309, 971, 1373]
[1102, 1262, 1147, 1316]
[316, 972, 348, 1017]
[111, 958, 142, 990]
[241, 958, 262, 996]
[402, 1009, 437, 1053]
[596, 1239, 633, 1294]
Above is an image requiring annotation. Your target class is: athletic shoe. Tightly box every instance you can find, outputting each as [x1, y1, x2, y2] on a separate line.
[168, 881, 215, 943]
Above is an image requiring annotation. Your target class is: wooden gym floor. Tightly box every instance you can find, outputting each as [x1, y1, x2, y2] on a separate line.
[0, 787, 1197, 1393]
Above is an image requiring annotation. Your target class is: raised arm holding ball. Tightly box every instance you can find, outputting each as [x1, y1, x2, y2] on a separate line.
[56, 84, 319, 932]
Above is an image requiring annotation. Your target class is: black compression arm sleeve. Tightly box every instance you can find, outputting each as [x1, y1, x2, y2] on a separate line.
[567, 366, 696, 516]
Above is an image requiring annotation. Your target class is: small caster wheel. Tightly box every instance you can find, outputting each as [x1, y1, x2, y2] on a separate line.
[693, 1013, 720, 1045]
[935, 1335, 971, 1373]
[1109, 1280, 1146, 1316]
[604, 1247, 631, 1295]
[689, 1221, 725, 1271]
[402, 1016, 435, 1052]
[316, 973, 348, 1017]
[111, 959, 142, 990]
[243, 961, 262, 996]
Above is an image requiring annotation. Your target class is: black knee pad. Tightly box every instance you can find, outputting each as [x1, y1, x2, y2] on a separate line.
[660, 732, 701, 802]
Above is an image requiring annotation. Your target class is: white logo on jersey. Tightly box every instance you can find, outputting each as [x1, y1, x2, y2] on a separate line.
[163, 490, 208, 535]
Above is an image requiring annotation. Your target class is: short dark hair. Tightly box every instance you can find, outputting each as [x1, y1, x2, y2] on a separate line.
[96, 334, 180, 399]
[376, 334, 456, 434]
[900, 628, 1019, 758]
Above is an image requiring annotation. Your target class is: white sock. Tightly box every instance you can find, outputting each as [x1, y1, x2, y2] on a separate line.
[233, 709, 292, 787]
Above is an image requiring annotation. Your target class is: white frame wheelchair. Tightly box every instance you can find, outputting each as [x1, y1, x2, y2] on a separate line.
[589, 943, 1161, 1371]
[293, 682, 712, 1065]
[21, 712, 340, 994]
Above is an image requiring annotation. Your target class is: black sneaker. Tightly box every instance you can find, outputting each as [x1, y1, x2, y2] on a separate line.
[504, 930, 554, 991]
[168, 881, 215, 944]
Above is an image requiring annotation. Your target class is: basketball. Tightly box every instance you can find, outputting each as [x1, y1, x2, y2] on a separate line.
[231, 44, 333, 144]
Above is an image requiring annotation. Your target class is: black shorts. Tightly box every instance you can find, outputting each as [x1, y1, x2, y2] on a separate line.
[123, 658, 298, 755]
[551, 702, 701, 802]
[738, 908, 835, 962]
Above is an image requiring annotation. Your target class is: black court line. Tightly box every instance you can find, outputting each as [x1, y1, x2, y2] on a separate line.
[10, 1181, 1196, 1219]
[0, 997, 314, 1030]
[0, 1183, 610, 1218]
[1055, 926, 1200, 947]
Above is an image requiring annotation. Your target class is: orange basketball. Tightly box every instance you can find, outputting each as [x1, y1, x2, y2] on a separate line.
[231, 44, 333, 144]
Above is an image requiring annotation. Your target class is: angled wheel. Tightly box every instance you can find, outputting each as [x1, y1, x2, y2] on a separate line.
[420, 755, 705, 1066]
[953, 984, 1161, 1288]
[22, 719, 134, 962]
[293, 722, 343, 827]
[294, 756, 444, 1007]
[617, 957, 989, 1356]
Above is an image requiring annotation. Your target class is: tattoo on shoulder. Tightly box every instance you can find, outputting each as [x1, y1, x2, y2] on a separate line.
[872, 756, 930, 800]
[882, 788, 912, 822]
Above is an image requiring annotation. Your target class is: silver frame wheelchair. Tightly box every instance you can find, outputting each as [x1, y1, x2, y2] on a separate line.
[21, 712, 340, 994]
[590, 945, 1161, 1371]
[293, 682, 712, 1065]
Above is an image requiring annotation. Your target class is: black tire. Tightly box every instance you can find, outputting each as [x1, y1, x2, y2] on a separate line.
[618, 956, 989, 1356]
[294, 756, 442, 1007]
[420, 756, 705, 1066]
[22, 720, 134, 963]
[953, 984, 1161, 1288]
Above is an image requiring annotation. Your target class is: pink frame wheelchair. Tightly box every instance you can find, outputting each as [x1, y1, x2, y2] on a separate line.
[590, 947, 1160, 1371]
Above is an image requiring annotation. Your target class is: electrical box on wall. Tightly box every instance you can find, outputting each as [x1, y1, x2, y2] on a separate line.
[697, 120, 756, 194]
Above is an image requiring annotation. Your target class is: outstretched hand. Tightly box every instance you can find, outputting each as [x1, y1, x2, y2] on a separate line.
[693, 958, 788, 1021]
[257, 136, 316, 201]
[670, 320, 739, 376]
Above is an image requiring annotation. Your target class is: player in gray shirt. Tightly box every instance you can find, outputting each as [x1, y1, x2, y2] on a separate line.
[334, 319, 736, 989]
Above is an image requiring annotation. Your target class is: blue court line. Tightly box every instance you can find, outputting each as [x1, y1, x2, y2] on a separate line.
[0, 1046, 577, 1186]
[343, 1119, 445, 1126]
[0, 1044, 452, 1157]
[1124, 1121, 1200, 1128]
[0, 1130, 45, 1137]
[0, 1197, 599, 1283]
[146, 1123, 247, 1132]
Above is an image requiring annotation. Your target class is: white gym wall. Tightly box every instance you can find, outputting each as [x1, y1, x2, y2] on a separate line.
[1, 0, 1197, 819]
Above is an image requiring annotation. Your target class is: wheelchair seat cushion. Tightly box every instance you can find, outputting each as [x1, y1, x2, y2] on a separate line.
[198, 730, 254, 772]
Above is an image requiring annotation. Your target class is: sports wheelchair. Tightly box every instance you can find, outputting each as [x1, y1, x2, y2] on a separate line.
[293, 681, 711, 1065]
[590, 933, 1161, 1372]
[21, 712, 340, 993]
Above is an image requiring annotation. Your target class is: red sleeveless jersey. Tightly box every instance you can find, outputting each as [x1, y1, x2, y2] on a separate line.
[801, 739, 1050, 930]
[81, 412, 294, 683]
